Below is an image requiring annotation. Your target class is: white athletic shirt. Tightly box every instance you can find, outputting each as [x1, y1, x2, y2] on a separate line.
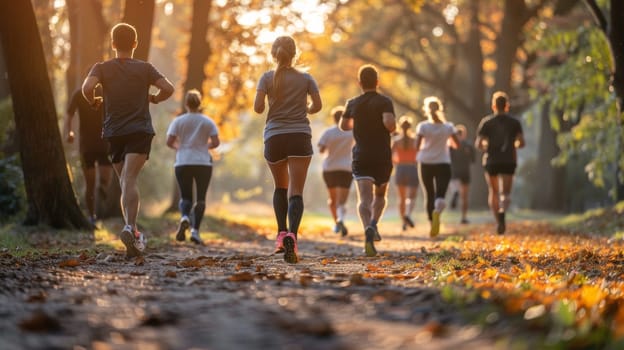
[416, 121, 456, 164]
[166, 112, 219, 167]
[318, 126, 354, 172]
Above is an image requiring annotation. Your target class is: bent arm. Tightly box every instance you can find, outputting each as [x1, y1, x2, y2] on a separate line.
[382, 112, 396, 133]
[475, 135, 487, 151]
[254, 91, 265, 114]
[414, 134, 423, 153]
[81, 76, 100, 106]
[449, 133, 460, 149]
[339, 117, 353, 131]
[166, 134, 177, 150]
[151, 77, 174, 103]
[208, 135, 220, 149]
[307, 92, 322, 114]
[515, 132, 525, 149]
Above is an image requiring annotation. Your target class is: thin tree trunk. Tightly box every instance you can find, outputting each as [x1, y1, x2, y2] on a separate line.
[0, 42, 8, 100]
[0, 0, 91, 229]
[122, 0, 155, 61]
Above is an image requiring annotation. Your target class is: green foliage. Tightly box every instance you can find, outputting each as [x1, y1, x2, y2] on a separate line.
[532, 25, 619, 194]
[0, 155, 25, 221]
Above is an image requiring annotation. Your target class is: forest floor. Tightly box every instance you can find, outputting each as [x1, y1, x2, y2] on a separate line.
[1, 202, 624, 350]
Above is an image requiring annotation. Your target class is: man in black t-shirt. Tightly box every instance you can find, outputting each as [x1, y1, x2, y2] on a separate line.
[64, 87, 112, 225]
[340, 64, 396, 257]
[82, 23, 174, 258]
[475, 91, 525, 234]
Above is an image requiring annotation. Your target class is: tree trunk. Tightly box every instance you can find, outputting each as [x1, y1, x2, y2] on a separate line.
[609, 0, 624, 200]
[464, 0, 489, 208]
[122, 0, 155, 61]
[493, 0, 527, 94]
[66, 0, 108, 97]
[0, 42, 9, 100]
[166, 0, 213, 213]
[0, 0, 91, 229]
[530, 102, 566, 211]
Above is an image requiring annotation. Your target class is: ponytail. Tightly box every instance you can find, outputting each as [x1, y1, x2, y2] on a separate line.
[271, 36, 297, 101]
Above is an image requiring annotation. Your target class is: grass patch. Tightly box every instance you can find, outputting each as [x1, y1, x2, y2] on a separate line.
[555, 201, 624, 238]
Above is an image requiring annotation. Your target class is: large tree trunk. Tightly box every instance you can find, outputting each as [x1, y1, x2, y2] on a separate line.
[530, 102, 566, 211]
[0, 43, 8, 100]
[0, 0, 91, 229]
[66, 0, 108, 97]
[464, 0, 489, 208]
[122, 0, 155, 61]
[166, 0, 213, 213]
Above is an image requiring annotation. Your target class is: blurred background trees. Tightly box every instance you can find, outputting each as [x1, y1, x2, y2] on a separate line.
[0, 0, 621, 227]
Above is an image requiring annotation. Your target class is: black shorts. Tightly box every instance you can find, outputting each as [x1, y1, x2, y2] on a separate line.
[485, 163, 516, 176]
[264, 133, 313, 163]
[81, 151, 111, 169]
[451, 172, 470, 184]
[352, 160, 393, 186]
[323, 170, 353, 188]
[106, 132, 154, 164]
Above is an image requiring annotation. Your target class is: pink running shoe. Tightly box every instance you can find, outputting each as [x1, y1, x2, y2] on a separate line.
[274, 231, 288, 254]
[283, 232, 299, 264]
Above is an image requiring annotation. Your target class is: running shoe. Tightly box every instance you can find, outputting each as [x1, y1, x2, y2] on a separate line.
[121, 225, 144, 258]
[336, 221, 349, 237]
[333, 222, 341, 234]
[274, 231, 288, 254]
[404, 215, 415, 228]
[364, 226, 377, 257]
[283, 232, 299, 264]
[176, 216, 190, 242]
[430, 211, 440, 238]
[371, 225, 382, 241]
[497, 212, 506, 234]
[190, 228, 204, 245]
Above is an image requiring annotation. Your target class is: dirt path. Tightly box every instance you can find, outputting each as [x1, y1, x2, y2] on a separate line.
[0, 209, 611, 349]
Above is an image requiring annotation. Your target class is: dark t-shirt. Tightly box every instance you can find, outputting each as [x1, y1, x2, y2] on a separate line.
[450, 139, 475, 177]
[342, 91, 395, 163]
[476, 113, 523, 165]
[67, 89, 108, 154]
[88, 58, 164, 138]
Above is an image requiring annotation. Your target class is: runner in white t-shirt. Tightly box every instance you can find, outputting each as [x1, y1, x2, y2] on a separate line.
[166, 90, 220, 245]
[318, 106, 354, 237]
[415, 96, 460, 238]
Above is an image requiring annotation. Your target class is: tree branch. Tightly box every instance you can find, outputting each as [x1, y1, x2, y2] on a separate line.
[583, 0, 608, 32]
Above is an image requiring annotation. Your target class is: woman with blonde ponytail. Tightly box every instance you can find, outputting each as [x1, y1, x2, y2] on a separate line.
[253, 35, 322, 264]
[415, 97, 460, 238]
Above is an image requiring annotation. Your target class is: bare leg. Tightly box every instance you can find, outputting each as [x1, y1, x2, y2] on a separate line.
[406, 185, 417, 217]
[286, 156, 311, 197]
[118, 153, 147, 229]
[355, 179, 374, 230]
[460, 182, 469, 221]
[397, 185, 407, 219]
[499, 174, 514, 211]
[335, 187, 350, 222]
[484, 173, 500, 220]
[82, 166, 96, 219]
[371, 182, 389, 223]
[326, 187, 338, 222]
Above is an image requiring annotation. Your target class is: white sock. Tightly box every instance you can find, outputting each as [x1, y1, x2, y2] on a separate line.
[337, 204, 346, 222]
[434, 198, 446, 212]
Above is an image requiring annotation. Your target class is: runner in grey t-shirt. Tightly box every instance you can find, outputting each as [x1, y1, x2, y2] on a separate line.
[253, 36, 322, 264]
[82, 23, 174, 259]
